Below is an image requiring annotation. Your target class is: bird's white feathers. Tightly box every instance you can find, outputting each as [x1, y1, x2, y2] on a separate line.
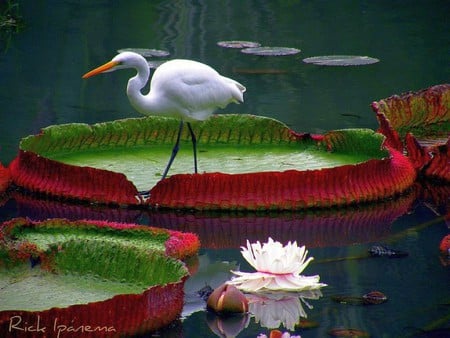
[108, 52, 245, 122]
[148, 59, 245, 121]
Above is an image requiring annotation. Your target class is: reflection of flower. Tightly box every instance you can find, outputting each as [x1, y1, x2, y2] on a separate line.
[229, 238, 327, 292]
[248, 291, 322, 331]
[258, 330, 301, 338]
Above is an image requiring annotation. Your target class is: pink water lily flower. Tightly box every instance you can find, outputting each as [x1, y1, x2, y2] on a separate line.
[229, 238, 327, 292]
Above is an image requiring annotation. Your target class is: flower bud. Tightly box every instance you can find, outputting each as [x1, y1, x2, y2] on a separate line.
[207, 283, 248, 314]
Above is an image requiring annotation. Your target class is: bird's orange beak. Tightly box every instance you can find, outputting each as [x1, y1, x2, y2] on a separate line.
[82, 60, 119, 79]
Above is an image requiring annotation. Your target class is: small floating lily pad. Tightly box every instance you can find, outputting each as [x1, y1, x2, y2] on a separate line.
[217, 40, 261, 49]
[302, 55, 379, 66]
[117, 48, 170, 58]
[241, 46, 301, 56]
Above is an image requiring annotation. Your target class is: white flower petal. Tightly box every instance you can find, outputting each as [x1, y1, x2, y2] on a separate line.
[231, 238, 327, 293]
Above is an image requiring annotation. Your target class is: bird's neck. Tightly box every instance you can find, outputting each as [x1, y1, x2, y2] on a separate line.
[126, 65, 157, 114]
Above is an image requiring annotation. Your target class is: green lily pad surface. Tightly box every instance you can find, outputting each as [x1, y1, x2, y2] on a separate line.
[20, 115, 387, 192]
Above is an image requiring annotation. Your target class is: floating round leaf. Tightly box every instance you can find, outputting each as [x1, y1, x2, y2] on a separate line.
[302, 55, 379, 66]
[217, 40, 261, 49]
[0, 217, 199, 334]
[241, 46, 301, 56]
[117, 48, 170, 58]
[9, 115, 416, 209]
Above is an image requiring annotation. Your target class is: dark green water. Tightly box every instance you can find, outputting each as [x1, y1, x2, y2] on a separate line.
[0, 1, 448, 337]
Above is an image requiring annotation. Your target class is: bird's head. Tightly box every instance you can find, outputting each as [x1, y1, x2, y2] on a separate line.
[82, 52, 147, 79]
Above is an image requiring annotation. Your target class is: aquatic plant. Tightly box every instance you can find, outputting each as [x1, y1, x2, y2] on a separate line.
[8, 115, 416, 209]
[373, 84, 449, 182]
[303, 55, 379, 66]
[229, 238, 327, 292]
[0, 217, 200, 335]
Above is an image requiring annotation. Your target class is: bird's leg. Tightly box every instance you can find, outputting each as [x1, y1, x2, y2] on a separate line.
[187, 122, 198, 174]
[161, 120, 184, 180]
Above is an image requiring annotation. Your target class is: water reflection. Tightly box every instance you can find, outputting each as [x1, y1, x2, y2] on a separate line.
[0, 0, 448, 336]
[248, 291, 322, 331]
[5, 189, 416, 248]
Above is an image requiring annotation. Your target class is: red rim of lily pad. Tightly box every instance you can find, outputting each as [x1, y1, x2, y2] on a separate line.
[372, 83, 449, 139]
[0, 162, 10, 195]
[0, 217, 199, 336]
[373, 84, 449, 182]
[8, 114, 416, 210]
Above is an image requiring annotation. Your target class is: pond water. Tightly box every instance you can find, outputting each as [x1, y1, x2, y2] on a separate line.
[0, 1, 449, 337]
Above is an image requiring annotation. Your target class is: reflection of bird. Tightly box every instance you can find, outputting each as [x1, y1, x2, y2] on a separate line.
[83, 51, 246, 182]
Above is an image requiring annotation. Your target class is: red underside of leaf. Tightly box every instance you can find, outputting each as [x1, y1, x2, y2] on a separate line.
[8, 146, 416, 210]
[371, 83, 450, 136]
[0, 162, 11, 194]
[9, 150, 139, 205]
[148, 147, 416, 210]
[424, 138, 450, 181]
[373, 84, 449, 182]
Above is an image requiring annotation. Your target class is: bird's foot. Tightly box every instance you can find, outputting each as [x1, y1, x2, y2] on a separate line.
[136, 190, 151, 202]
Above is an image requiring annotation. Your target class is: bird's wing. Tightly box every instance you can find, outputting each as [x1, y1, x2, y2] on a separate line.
[154, 74, 237, 120]
[150, 60, 245, 120]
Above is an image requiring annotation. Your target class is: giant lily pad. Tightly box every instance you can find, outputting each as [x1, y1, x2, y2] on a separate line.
[0, 218, 199, 335]
[372, 84, 449, 139]
[373, 84, 449, 182]
[9, 114, 416, 209]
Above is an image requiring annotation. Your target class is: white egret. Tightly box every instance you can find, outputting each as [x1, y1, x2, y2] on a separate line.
[82, 51, 246, 184]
